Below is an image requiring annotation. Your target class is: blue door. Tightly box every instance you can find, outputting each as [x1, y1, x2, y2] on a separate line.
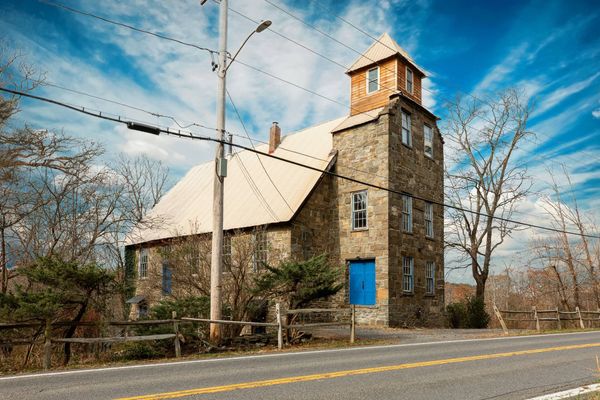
[349, 260, 376, 305]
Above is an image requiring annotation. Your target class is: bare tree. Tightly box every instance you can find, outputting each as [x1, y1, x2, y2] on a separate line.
[445, 89, 533, 302]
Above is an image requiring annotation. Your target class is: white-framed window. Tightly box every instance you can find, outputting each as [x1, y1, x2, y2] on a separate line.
[223, 236, 232, 270]
[402, 195, 412, 233]
[351, 190, 368, 230]
[425, 202, 434, 238]
[406, 67, 414, 94]
[426, 261, 435, 295]
[139, 248, 149, 279]
[403, 256, 414, 293]
[424, 124, 433, 158]
[401, 111, 412, 147]
[252, 231, 268, 272]
[367, 67, 379, 94]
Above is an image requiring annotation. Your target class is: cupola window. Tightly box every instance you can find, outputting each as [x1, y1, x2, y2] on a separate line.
[367, 67, 379, 94]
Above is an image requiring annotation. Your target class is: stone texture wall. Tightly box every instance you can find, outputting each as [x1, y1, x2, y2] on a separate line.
[332, 115, 391, 325]
[387, 96, 445, 326]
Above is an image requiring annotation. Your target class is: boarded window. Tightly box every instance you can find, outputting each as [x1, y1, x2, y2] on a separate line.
[351, 191, 368, 230]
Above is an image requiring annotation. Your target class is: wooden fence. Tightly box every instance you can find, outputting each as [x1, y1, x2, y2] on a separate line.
[493, 304, 600, 334]
[0, 304, 356, 370]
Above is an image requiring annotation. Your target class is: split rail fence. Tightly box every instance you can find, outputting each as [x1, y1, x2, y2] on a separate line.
[0, 304, 356, 370]
[493, 304, 600, 334]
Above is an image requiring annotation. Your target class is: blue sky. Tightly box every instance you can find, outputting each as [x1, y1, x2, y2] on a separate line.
[1, 0, 599, 281]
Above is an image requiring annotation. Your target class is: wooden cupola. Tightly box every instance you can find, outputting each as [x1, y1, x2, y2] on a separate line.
[347, 33, 426, 116]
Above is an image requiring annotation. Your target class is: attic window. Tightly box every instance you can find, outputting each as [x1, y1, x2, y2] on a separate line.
[367, 67, 379, 94]
[406, 67, 414, 94]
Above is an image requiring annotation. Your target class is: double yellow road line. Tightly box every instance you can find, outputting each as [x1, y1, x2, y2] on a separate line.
[116, 341, 600, 399]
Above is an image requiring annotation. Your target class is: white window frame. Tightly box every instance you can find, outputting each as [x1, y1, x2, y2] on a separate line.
[424, 124, 433, 158]
[425, 202, 434, 238]
[139, 248, 149, 279]
[403, 256, 414, 293]
[426, 261, 435, 295]
[402, 195, 412, 233]
[351, 190, 368, 230]
[366, 67, 379, 94]
[401, 111, 412, 147]
[406, 67, 414, 94]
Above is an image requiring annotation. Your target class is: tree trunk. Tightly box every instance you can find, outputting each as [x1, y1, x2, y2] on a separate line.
[1, 221, 7, 294]
[475, 277, 486, 302]
[62, 302, 88, 366]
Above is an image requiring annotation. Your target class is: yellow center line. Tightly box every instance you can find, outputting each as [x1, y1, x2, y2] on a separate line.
[115, 342, 600, 400]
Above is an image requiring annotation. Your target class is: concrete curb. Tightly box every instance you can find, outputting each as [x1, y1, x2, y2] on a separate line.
[527, 383, 600, 400]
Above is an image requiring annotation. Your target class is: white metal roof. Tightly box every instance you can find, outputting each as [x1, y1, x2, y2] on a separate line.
[126, 117, 345, 245]
[346, 33, 426, 75]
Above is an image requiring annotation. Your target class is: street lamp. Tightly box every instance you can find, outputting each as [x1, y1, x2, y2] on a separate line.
[207, 0, 271, 343]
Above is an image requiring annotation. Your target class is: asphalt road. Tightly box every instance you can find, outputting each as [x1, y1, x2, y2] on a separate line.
[1, 331, 599, 400]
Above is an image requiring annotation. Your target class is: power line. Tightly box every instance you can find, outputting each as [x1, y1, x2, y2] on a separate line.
[226, 89, 294, 213]
[4, 86, 599, 240]
[39, 0, 216, 55]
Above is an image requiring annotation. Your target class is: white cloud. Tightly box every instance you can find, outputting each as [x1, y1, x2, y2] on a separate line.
[593, 108, 600, 119]
[473, 43, 529, 94]
[534, 72, 600, 116]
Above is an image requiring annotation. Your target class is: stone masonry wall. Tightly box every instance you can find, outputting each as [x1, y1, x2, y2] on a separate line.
[332, 115, 391, 326]
[387, 96, 445, 327]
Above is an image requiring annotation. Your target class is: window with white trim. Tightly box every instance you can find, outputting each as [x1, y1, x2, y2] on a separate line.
[139, 248, 148, 279]
[424, 124, 433, 158]
[406, 67, 414, 94]
[351, 190, 368, 230]
[403, 256, 414, 293]
[425, 202, 434, 238]
[401, 111, 412, 147]
[367, 67, 379, 94]
[426, 261, 435, 295]
[402, 195, 412, 233]
[252, 231, 268, 272]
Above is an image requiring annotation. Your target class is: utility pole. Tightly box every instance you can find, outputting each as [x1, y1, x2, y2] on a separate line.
[210, 0, 228, 343]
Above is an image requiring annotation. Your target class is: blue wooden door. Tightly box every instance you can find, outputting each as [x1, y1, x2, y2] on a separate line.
[349, 260, 375, 305]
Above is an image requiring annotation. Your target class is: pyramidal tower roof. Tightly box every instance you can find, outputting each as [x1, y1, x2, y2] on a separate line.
[346, 33, 425, 75]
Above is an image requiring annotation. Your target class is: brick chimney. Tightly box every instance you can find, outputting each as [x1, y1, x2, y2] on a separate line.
[268, 122, 281, 153]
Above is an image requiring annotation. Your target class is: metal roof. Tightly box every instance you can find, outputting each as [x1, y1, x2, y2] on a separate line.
[346, 33, 426, 75]
[126, 117, 345, 246]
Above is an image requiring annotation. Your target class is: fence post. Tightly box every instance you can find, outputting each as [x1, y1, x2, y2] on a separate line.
[350, 304, 356, 344]
[556, 307, 561, 330]
[533, 306, 540, 332]
[172, 311, 181, 358]
[43, 319, 52, 371]
[493, 304, 508, 335]
[575, 307, 585, 330]
[276, 303, 283, 350]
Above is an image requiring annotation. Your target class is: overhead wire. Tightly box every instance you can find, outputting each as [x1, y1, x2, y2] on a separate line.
[4, 86, 599, 240]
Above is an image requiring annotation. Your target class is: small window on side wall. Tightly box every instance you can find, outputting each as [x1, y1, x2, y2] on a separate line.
[351, 190, 368, 230]
[139, 248, 149, 279]
[424, 125, 433, 158]
[406, 67, 414, 94]
[367, 67, 379, 94]
[426, 261, 435, 295]
[401, 111, 412, 147]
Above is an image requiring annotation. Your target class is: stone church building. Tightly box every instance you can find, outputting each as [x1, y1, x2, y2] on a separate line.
[126, 33, 445, 326]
